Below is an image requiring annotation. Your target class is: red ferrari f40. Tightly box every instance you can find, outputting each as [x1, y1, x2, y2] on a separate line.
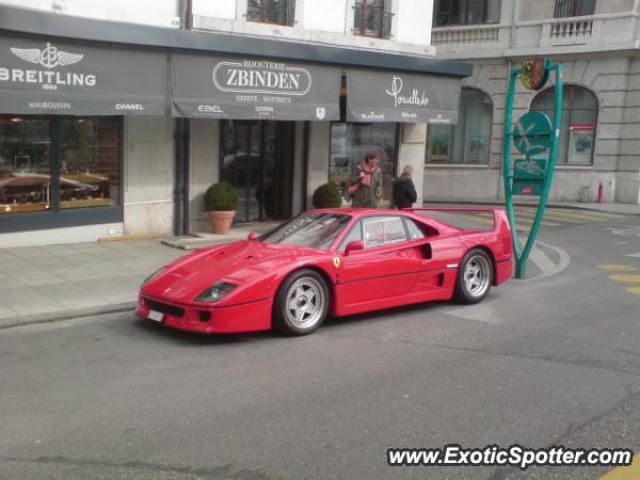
[137, 208, 513, 335]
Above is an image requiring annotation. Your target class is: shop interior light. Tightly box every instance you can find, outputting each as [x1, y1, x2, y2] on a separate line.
[10, 118, 22, 123]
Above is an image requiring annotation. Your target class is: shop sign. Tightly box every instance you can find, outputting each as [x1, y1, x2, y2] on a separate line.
[212, 60, 312, 96]
[513, 111, 553, 156]
[346, 69, 461, 124]
[0, 35, 167, 115]
[172, 54, 341, 121]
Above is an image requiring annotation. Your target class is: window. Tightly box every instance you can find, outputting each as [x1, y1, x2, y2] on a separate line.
[554, 0, 595, 18]
[0, 115, 121, 216]
[338, 220, 363, 253]
[353, 0, 393, 39]
[405, 218, 426, 240]
[246, 0, 295, 26]
[59, 117, 120, 210]
[434, 0, 501, 27]
[362, 216, 407, 249]
[530, 85, 598, 165]
[426, 88, 493, 164]
[330, 123, 399, 202]
[260, 213, 351, 249]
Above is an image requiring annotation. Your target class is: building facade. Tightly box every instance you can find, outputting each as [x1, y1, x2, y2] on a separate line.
[429, 0, 640, 205]
[0, 0, 469, 248]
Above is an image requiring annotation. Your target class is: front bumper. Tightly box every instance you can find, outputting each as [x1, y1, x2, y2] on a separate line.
[137, 294, 273, 334]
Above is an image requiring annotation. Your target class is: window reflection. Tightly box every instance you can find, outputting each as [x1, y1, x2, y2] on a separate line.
[0, 115, 121, 215]
[59, 117, 120, 209]
[0, 117, 52, 214]
[329, 123, 399, 202]
[427, 88, 493, 164]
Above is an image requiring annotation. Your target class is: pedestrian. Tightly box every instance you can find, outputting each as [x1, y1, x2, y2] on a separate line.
[392, 164, 417, 209]
[348, 152, 383, 208]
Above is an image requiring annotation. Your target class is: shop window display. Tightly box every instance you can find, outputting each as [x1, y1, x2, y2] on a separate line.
[0, 115, 121, 215]
[426, 88, 493, 164]
[531, 85, 597, 166]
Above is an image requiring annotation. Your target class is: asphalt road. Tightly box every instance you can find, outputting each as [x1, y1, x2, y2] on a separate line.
[1, 211, 640, 480]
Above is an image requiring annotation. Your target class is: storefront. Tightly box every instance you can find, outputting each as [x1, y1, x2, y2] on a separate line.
[0, 32, 167, 244]
[0, 5, 470, 247]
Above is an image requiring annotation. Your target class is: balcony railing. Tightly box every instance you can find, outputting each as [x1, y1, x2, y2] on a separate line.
[353, 2, 393, 39]
[432, 24, 500, 45]
[549, 17, 593, 39]
[246, 0, 295, 26]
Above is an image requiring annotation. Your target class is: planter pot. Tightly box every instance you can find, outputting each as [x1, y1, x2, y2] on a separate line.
[207, 210, 236, 234]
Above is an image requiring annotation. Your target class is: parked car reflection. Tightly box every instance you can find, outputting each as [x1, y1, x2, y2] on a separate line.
[0, 172, 108, 213]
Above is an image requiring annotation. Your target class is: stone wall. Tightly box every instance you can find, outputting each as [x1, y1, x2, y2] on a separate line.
[425, 55, 640, 205]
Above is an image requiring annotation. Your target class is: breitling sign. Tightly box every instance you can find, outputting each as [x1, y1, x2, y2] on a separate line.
[0, 35, 167, 115]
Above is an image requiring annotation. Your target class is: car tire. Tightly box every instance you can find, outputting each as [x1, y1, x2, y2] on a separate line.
[454, 249, 493, 305]
[273, 269, 329, 336]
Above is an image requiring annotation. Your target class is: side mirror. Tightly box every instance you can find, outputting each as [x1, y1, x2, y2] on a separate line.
[344, 240, 364, 256]
[247, 232, 257, 241]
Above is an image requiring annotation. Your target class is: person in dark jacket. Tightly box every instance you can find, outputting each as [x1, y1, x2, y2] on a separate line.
[392, 164, 417, 209]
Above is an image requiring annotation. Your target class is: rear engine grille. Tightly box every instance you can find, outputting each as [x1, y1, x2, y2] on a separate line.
[145, 299, 185, 318]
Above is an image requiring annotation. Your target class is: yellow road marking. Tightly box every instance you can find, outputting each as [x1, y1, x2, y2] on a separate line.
[476, 212, 560, 227]
[600, 454, 640, 479]
[596, 264, 637, 272]
[518, 208, 623, 221]
[458, 214, 529, 233]
[515, 209, 586, 223]
[626, 286, 640, 295]
[609, 274, 640, 283]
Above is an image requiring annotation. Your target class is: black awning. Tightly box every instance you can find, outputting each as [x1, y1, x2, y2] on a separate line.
[0, 34, 166, 115]
[346, 69, 462, 124]
[171, 53, 341, 121]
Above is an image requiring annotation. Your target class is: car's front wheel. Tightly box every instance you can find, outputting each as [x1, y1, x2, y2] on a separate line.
[454, 249, 493, 304]
[273, 269, 329, 336]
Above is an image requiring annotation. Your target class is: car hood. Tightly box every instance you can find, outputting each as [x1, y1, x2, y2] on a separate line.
[141, 240, 325, 303]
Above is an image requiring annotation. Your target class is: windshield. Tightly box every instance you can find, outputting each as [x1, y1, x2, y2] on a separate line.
[260, 213, 351, 250]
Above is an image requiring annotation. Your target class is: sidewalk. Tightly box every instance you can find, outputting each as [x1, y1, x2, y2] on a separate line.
[0, 240, 183, 329]
[0, 222, 280, 329]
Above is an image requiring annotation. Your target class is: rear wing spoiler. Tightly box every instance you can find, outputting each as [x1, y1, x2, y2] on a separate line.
[403, 207, 511, 233]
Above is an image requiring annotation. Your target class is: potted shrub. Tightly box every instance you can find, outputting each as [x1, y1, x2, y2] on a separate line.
[204, 182, 239, 234]
[312, 182, 342, 209]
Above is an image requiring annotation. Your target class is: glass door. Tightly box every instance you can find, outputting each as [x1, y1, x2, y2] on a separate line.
[221, 120, 294, 223]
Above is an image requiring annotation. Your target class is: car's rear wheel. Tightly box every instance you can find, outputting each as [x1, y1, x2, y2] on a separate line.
[273, 269, 329, 336]
[454, 249, 493, 304]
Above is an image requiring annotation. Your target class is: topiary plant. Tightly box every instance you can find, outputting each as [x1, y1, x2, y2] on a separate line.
[312, 182, 342, 209]
[204, 182, 239, 211]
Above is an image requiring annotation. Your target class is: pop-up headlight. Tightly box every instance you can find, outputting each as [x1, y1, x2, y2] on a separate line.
[194, 282, 237, 303]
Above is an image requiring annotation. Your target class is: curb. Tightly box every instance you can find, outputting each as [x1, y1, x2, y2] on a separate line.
[0, 302, 136, 331]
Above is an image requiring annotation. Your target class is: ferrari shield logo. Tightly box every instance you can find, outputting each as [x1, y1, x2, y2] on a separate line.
[333, 257, 341, 269]
[316, 107, 326, 120]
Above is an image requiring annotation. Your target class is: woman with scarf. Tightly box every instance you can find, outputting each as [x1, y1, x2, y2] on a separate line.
[348, 152, 383, 208]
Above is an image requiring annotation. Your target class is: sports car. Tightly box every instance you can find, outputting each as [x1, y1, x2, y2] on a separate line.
[137, 208, 513, 336]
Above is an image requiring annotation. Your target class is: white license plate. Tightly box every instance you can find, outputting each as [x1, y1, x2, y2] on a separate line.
[147, 310, 164, 322]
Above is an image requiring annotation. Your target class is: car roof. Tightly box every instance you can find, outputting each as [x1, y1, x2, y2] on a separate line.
[306, 208, 403, 217]
[304, 208, 459, 234]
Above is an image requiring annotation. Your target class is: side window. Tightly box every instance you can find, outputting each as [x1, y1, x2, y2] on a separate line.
[362, 216, 407, 249]
[405, 218, 426, 240]
[363, 219, 385, 249]
[382, 217, 407, 244]
[338, 221, 363, 252]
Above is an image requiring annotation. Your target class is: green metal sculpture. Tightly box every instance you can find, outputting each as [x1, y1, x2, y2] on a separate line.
[503, 58, 564, 279]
